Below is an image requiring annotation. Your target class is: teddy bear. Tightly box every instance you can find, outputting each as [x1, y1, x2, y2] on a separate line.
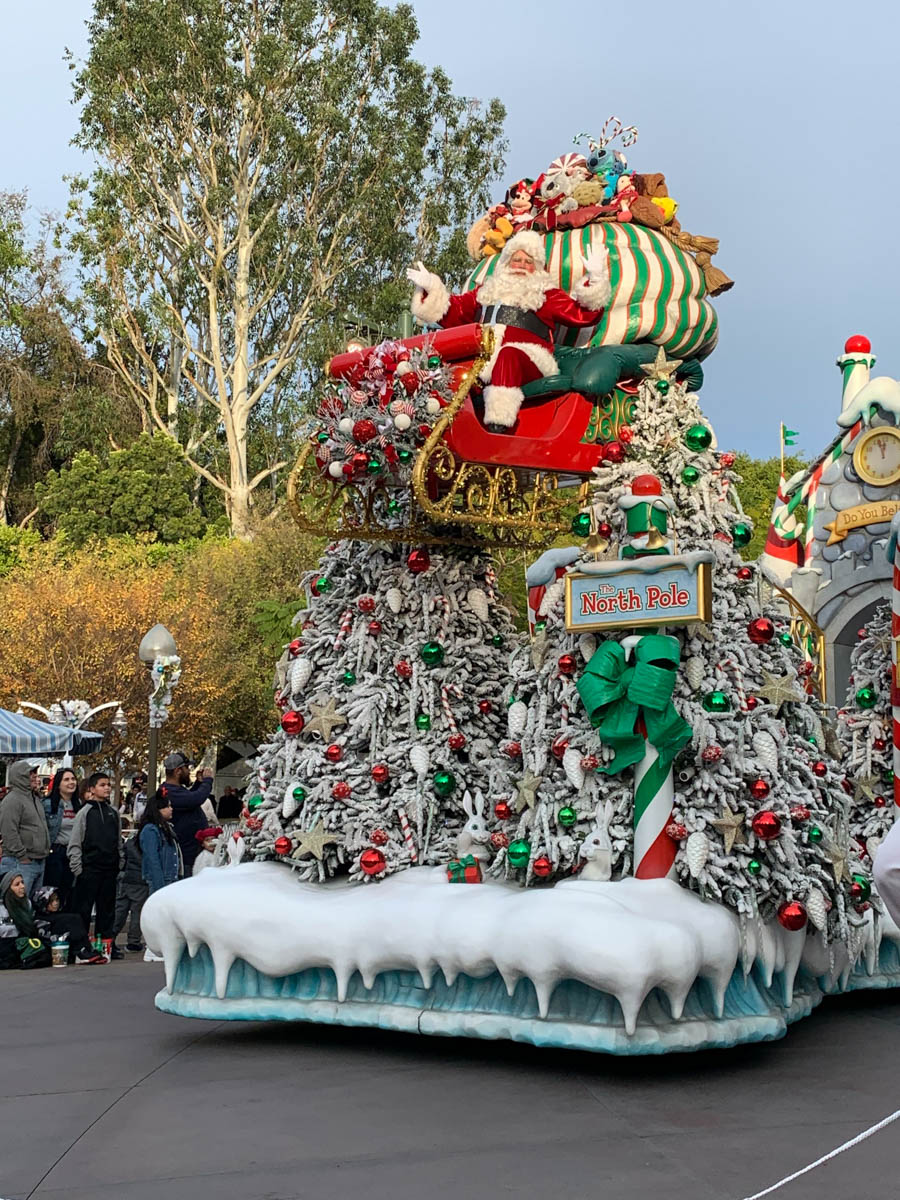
[629, 173, 680, 232]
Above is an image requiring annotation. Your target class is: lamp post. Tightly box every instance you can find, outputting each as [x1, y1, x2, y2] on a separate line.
[138, 623, 178, 793]
[18, 699, 127, 769]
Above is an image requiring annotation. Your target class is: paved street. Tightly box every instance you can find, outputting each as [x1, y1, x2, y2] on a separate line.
[1, 959, 898, 1200]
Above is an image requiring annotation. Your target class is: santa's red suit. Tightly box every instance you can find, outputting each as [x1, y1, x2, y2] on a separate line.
[408, 231, 610, 428]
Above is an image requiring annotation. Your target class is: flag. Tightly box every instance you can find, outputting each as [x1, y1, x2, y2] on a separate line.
[781, 424, 799, 447]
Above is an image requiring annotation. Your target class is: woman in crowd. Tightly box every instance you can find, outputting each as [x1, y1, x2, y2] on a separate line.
[138, 789, 183, 962]
[43, 769, 81, 909]
[0, 872, 103, 967]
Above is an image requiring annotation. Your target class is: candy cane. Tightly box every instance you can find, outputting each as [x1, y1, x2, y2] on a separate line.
[632, 713, 677, 880]
[334, 608, 354, 651]
[431, 595, 451, 640]
[396, 805, 418, 862]
[721, 657, 748, 711]
[440, 684, 462, 734]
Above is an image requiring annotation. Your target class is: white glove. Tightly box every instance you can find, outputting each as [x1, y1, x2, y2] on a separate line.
[582, 246, 609, 281]
[406, 260, 439, 292]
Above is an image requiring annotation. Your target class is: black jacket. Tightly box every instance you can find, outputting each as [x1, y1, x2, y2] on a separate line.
[71, 801, 121, 873]
[167, 778, 213, 868]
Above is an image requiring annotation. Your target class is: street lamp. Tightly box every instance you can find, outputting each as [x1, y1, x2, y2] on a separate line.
[139, 623, 178, 793]
[18, 698, 127, 769]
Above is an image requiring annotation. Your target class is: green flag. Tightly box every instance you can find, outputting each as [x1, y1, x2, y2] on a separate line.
[782, 424, 799, 446]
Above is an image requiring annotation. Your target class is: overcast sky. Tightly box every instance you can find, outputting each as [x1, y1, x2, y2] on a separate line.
[4, 1, 899, 459]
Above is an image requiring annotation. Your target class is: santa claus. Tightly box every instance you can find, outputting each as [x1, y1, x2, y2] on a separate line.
[407, 231, 610, 430]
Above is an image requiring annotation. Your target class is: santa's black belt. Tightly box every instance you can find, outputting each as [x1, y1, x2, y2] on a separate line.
[477, 304, 550, 341]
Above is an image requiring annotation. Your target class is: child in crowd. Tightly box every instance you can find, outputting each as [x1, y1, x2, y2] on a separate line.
[67, 772, 125, 959]
[33, 886, 105, 964]
[192, 826, 223, 875]
[139, 788, 183, 962]
[0, 873, 103, 968]
[113, 830, 149, 953]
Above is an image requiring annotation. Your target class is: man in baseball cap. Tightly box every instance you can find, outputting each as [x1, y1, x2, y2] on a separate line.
[161, 752, 213, 872]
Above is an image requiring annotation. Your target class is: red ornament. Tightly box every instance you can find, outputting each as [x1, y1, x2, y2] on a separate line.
[370, 828, 389, 846]
[618, 425, 634, 444]
[490, 830, 510, 849]
[790, 805, 810, 822]
[288, 637, 303, 658]
[632, 474, 662, 496]
[875, 795, 887, 808]
[504, 741, 522, 758]
[478, 699, 492, 715]
[702, 745, 723, 764]
[367, 620, 382, 636]
[850, 881, 864, 900]
[357, 595, 376, 613]
[812, 761, 828, 778]
[274, 836, 292, 856]
[857, 629, 867, 640]
[747, 617, 775, 645]
[841, 778, 854, 794]
[751, 810, 781, 840]
[844, 334, 871, 354]
[448, 733, 467, 751]
[281, 710, 305, 735]
[359, 848, 386, 876]
[736, 566, 753, 583]
[580, 754, 599, 770]
[245, 816, 263, 831]
[603, 440, 625, 464]
[407, 548, 430, 574]
[719, 451, 736, 468]
[371, 764, 390, 785]
[494, 800, 512, 820]
[352, 418, 377, 443]
[874, 738, 887, 752]
[325, 743, 342, 764]
[396, 660, 412, 679]
[275, 695, 289, 711]
[666, 822, 688, 841]
[350, 451, 369, 474]
[557, 654, 577, 676]
[400, 371, 419, 395]
[777, 900, 808, 931]
[597, 521, 613, 539]
[417, 423, 431, 439]
[332, 781, 351, 800]
[798, 661, 815, 678]
[745, 696, 760, 711]
[532, 855, 553, 878]
[749, 778, 770, 801]
[551, 734, 570, 761]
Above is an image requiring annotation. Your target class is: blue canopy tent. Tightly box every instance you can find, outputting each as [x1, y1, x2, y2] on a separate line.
[0, 708, 104, 757]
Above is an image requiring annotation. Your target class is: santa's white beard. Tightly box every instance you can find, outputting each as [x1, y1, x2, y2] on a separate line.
[477, 266, 553, 312]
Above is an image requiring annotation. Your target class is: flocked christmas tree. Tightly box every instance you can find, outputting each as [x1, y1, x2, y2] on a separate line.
[240, 339, 524, 881]
[492, 353, 866, 941]
[837, 602, 895, 864]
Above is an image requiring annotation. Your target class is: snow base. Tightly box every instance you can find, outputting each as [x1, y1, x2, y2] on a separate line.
[142, 864, 894, 1056]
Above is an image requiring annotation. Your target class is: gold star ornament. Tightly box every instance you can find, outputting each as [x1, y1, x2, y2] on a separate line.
[754, 670, 805, 712]
[639, 345, 683, 382]
[710, 804, 747, 854]
[305, 697, 348, 741]
[853, 774, 880, 804]
[291, 820, 340, 861]
[515, 769, 543, 813]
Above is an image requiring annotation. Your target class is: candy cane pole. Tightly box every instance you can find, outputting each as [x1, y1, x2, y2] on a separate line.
[892, 530, 900, 815]
[396, 806, 418, 862]
[334, 608, 354, 651]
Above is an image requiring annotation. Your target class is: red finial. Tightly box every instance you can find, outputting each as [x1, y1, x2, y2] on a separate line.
[631, 474, 662, 496]
[844, 334, 871, 354]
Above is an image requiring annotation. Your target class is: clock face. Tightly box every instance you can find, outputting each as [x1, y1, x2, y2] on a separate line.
[854, 428, 900, 485]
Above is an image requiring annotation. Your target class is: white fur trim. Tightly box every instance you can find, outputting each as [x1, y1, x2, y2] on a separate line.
[483, 385, 524, 427]
[410, 275, 451, 324]
[573, 272, 611, 311]
[478, 326, 559, 384]
[497, 230, 546, 271]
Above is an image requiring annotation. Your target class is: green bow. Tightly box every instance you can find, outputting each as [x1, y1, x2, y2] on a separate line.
[576, 635, 692, 775]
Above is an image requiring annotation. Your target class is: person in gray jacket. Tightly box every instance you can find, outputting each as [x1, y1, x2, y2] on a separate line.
[0, 762, 51, 899]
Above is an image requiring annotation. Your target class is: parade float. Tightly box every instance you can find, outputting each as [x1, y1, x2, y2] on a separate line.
[144, 122, 900, 1054]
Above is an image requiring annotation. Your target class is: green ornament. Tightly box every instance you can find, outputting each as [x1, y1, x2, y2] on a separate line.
[684, 423, 712, 452]
[420, 640, 445, 668]
[809, 825, 823, 844]
[387, 498, 401, 514]
[571, 511, 592, 538]
[732, 522, 752, 548]
[342, 670, 356, 686]
[885, 770, 895, 785]
[507, 838, 532, 869]
[427, 354, 441, 368]
[415, 712, 431, 731]
[702, 690, 731, 713]
[398, 449, 412, 464]
[433, 769, 456, 797]
[778, 632, 793, 647]
[314, 576, 332, 594]
[247, 794, 264, 811]
[557, 805, 578, 828]
[535, 621, 546, 632]
[681, 465, 700, 486]
[852, 873, 872, 902]
[856, 686, 877, 709]
[656, 379, 670, 395]
[316, 431, 329, 444]
[292, 786, 306, 803]
[365, 456, 383, 475]
[747, 858, 762, 876]
[491, 634, 504, 649]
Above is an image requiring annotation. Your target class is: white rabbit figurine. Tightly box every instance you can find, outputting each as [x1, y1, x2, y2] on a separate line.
[579, 800, 613, 881]
[456, 789, 493, 862]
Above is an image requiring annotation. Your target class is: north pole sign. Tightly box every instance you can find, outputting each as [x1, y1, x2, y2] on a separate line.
[565, 552, 714, 632]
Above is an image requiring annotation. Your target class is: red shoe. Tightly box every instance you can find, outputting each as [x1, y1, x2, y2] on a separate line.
[76, 953, 107, 965]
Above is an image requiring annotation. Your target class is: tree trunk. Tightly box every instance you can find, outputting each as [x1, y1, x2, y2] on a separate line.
[0, 426, 23, 526]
